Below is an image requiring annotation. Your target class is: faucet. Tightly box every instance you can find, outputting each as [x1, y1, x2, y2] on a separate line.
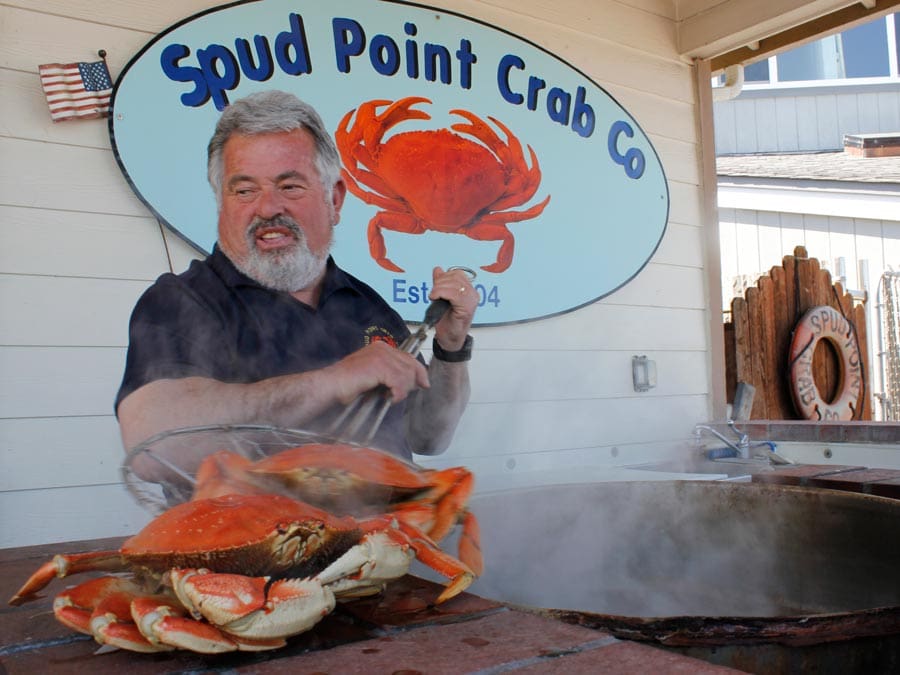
[693, 423, 749, 458]
[693, 422, 794, 465]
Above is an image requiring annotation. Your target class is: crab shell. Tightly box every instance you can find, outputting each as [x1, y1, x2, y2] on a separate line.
[122, 493, 364, 579]
[191, 445, 484, 577]
[245, 443, 431, 510]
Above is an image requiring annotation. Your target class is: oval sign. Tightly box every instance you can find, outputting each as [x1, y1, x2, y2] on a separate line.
[110, 0, 668, 326]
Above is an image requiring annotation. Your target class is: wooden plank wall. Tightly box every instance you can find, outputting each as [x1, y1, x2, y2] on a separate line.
[724, 245, 872, 420]
[0, 0, 711, 547]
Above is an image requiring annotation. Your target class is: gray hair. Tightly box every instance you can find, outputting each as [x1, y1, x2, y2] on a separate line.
[207, 90, 342, 207]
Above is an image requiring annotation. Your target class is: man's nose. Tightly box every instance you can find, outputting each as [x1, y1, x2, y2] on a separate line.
[256, 186, 285, 219]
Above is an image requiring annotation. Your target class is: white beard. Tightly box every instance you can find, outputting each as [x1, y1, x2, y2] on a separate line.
[233, 215, 332, 292]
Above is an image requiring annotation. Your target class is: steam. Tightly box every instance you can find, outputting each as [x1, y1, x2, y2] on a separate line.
[414, 480, 900, 618]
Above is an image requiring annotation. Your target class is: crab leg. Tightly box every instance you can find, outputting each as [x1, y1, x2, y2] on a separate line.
[47, 576, 168, 653]
[191, 450, 269, 501]
[391, 501, 484, 577]
[366, 212, 427, 272]
[420, 468, 475, 541]
[458, 511, 484, 577]
[464, 196, 550, 273]
[91, 588, 176, 653]
[389, 466, 482, 572]
[356, 517, 475, 603]
[9, 550, 126, 605]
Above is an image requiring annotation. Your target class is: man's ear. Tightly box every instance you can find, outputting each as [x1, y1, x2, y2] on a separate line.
[331, 178, 347, 225]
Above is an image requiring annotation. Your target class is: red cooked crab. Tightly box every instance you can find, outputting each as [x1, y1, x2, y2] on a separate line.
[336, 96, 550, 273]
[192, 444, 483, 577]
[8, 493, 474, 654]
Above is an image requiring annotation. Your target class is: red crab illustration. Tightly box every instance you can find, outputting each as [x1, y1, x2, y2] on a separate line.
[336, 96, 550, 273]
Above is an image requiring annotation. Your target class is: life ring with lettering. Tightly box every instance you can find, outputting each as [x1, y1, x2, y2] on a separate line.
[788, 305, 861, 421]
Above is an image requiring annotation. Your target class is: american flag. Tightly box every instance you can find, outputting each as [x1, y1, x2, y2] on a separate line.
[38, 60, 112, 122]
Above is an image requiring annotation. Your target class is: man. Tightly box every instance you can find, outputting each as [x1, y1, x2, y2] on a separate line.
[117, 90, 476, 477]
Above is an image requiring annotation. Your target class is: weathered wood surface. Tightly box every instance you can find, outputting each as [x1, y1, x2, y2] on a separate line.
[0, 537, 497, 672]
[725, 245, 872, 420]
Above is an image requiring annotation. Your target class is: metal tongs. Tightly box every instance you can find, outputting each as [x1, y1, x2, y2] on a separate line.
[328, 267, 475, 445]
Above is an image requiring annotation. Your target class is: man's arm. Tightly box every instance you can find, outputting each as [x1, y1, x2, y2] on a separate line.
[119, 340, 429, 479]
[405, 356, 471, 455]
[403, 266, 478, 456]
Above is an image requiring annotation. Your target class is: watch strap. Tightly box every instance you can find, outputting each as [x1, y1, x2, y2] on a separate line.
[432, 334, 473, 362]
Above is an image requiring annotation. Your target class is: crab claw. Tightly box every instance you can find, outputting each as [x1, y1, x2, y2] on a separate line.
[315, 530, 415, 599]
[170, 568, 336, 641]
[131, 595, 252, 653]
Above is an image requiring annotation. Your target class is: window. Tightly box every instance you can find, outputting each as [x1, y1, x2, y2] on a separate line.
[895, 13, 900, 72]
[743, 60, 770, 83]
[741, 13, 897, 86]
[840, 19, 890, 78]
[778, 36, 844, 81]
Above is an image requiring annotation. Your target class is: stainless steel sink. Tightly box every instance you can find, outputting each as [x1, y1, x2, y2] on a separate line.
[629, 454, 778, 480]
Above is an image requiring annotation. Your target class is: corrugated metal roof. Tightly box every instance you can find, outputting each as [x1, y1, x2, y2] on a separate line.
[716, 151, 900, 184]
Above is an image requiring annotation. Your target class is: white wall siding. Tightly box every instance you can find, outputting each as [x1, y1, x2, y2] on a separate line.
[715, 85, 900, 154]
[1, 0, 710, 547]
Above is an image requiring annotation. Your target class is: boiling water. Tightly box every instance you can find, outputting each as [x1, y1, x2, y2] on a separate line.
[449, 481, 900, 618]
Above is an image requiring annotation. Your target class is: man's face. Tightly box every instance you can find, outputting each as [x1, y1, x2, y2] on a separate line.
[217, 128, 346, 291]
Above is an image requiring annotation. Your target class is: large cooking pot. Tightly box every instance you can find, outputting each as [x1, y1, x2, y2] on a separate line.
[453, 481, 900, 673]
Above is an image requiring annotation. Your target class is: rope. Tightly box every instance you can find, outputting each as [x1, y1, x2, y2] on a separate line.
[882, 272, 900, 420]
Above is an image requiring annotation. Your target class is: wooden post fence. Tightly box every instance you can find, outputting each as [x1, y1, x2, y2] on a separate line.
[724, 246, 871, 420]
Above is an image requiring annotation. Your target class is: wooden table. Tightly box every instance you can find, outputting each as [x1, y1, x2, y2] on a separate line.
[0, 537, 738, 674]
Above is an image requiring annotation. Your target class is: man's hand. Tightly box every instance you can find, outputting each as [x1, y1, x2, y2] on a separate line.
[429, 267, 477, 351]
[325, 340, 430, 405]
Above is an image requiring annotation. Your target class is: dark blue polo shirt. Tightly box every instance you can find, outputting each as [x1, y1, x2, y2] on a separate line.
[116, 246, 414, 458]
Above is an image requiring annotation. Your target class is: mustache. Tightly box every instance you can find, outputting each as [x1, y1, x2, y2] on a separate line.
[247, 214, 305, 240]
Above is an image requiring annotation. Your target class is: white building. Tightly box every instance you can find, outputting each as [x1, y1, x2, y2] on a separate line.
[714, 12, 900, 419]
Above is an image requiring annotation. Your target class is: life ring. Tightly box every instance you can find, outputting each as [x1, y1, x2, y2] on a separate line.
[788, 305, 861, 421]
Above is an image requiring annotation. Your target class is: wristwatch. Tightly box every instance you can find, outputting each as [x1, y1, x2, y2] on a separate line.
[432, 334, 474, 362]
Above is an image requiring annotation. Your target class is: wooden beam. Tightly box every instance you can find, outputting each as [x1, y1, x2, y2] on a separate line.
[694, 58, 729, 420]
[710, 0, 900, 73]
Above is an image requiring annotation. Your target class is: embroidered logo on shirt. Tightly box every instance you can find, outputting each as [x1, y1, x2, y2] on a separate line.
[364, 325, 398, 348]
